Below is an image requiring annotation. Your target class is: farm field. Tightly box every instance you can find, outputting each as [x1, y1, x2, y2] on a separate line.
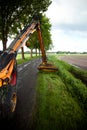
[59, 54, 87, 70]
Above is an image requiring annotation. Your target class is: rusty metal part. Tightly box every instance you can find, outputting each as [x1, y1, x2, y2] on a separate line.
[37, 22, 47, 64]
[38, 62, 58, 72]
[36, 23, 58, 72]
[11, 92, 17, 112]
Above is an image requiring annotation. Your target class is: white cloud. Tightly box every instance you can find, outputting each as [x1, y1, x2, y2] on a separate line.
[46, 1, 74, 25]
[46, 0, 87, 25]
[50, 28, 87, 52]
[46, 0, 87, 52]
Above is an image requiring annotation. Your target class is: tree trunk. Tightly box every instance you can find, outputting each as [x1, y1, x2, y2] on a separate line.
[36, 48, 37, 56]
[2, 29, 8, 51]
[21, 47, 25, 59]
[39, 49, 40, 56]
[2, 42, 7, 51]
[30, 49, 33, 58]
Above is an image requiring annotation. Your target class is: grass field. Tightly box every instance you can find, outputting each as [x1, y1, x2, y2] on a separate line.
[16, 53, 39, 64]
[33, 55, 87, 130]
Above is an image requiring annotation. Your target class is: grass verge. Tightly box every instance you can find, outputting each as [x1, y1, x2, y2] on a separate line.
[33, 55, 87, 130]
[16, 53, 39, 64]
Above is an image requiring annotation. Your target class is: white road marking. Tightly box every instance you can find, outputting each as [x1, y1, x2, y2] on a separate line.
[18, 68, 22, 72]
[18, 62, 31, 72]
[18, 58, 41, 72]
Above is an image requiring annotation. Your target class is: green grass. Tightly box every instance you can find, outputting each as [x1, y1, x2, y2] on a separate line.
[33, 55, 87, 130]
[16, 53, 39, 64]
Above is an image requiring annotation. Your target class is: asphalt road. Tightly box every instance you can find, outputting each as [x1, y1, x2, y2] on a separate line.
[0, 58, 41, 130]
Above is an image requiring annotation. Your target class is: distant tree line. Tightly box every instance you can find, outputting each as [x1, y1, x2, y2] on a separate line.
[56, 51, 87, 54]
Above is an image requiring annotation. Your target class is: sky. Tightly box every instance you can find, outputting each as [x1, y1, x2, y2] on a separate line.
[45, 0, 87, 52]
[0, 0, 87, 52]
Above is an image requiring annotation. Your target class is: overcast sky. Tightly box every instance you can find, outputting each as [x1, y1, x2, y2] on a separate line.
[46, 0, 87, 52]
[0, 0, 87, 52]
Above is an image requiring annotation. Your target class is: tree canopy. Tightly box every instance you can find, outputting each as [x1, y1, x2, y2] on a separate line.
[27, 14, 52, 52]
[0, 0, 52, 50]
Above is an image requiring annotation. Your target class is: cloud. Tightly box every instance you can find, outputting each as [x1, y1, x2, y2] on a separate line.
[56, 23, 87, 32]
[46, 0, 87, 52]
[46, 0, 87, 31]
[51, 28, 87, 52]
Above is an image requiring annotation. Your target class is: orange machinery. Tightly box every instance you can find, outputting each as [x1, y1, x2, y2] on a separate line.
[0, 16, 58, 119]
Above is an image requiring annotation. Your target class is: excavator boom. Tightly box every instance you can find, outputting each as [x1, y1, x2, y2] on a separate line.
[8, 20, 37, 52]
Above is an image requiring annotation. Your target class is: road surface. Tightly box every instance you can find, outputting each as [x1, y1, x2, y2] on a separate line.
[0, 58, 41, 130]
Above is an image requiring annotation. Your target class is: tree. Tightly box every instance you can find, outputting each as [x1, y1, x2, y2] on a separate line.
[40, 14, 53, 50]
[0, 0, 52, 51]
[27, 14, 52, 57]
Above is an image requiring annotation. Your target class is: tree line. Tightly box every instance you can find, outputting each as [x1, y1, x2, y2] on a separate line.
[56, 51, 87, 54]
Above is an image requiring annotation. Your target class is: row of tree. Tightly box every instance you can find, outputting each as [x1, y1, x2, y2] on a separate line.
[56, 51, 87, 54]
[0, 0, 53, 59]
